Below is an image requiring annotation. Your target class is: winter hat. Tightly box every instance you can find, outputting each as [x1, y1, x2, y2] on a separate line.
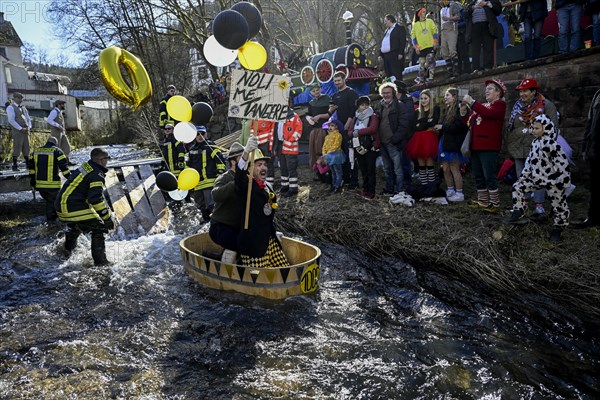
[516, 77, 540, 91]
[323, 119, 344, 132]
[227, 142, 244, 160]
[485, 79, 507, 98]
[356, 96, 371, 107]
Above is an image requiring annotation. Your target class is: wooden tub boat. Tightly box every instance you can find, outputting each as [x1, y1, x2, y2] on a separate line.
[180, 233, 321, 299]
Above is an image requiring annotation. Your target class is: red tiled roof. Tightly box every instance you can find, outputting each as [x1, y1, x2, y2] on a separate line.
[346, 67, 377, 81]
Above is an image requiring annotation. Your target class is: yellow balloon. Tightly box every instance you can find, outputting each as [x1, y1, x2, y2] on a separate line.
[238, 41, 267, 70]
[98, 46, 152, 111]
[166, 95, 193, 122]
[178, 168, 200, 190]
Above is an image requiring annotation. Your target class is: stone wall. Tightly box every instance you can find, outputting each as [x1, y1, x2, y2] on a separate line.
[417, 48, 600, 163]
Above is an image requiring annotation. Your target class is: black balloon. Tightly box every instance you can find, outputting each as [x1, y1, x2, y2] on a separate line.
[213, 10, 249, 50]
[231, 2, 263, 39]
[192, 102, 214, 125]
[156, 171, 178, 192]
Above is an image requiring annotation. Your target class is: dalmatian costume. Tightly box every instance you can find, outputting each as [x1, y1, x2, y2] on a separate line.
[512, 114, 571, 226]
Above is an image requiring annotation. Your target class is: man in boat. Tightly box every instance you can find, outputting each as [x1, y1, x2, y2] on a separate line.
[55, 147, 114, 266]
[187, 125, 226, 221]
[235, 135, 289, 268]
[28, 136, 71, 221]
[209, 141, 245, 264]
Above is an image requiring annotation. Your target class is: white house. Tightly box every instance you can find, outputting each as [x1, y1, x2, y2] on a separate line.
[0, 12, 81, 130]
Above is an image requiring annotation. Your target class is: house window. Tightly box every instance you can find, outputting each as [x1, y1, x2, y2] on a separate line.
[4, 67, 11, 84]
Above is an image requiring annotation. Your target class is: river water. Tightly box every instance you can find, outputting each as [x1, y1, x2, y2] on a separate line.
[0, 146, 598, 399]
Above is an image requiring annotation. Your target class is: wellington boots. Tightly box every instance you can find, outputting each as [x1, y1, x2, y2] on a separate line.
[283, 188, 298, 197]
[12, 157, 18, 171]
[221, 249, 237, 265]
[91, 233, 110, 265]
[64, 229, 80, 257]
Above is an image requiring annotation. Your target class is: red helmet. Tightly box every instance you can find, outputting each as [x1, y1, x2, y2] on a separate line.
[516, 78, 540, 91]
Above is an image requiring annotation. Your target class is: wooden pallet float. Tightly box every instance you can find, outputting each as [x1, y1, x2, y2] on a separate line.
[104, 163, 169, 236]
[180, 232, 321, 299]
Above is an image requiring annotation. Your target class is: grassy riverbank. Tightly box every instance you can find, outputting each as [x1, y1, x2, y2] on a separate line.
[276, 166, 600, 323]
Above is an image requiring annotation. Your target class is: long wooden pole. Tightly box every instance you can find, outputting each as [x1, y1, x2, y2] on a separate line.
[244, 119, 258, 230]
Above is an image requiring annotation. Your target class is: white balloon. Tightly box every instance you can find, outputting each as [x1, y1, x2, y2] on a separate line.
[168, 189, 188, 201]
[174, 122, 197, 144]
[203, 35, 238, 67]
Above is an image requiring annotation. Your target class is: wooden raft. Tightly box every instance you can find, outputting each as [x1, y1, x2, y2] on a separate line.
[104, 164, 169, 236]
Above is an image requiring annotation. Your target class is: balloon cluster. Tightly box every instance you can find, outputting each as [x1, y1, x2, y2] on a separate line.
[99, 46, 153, 111]
[155, 168, 201, 201]
[203, 2, 266, 70]
[166, 97, 214, 144]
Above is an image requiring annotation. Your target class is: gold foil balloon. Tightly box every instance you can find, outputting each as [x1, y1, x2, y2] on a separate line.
[98, 46, 153, 111]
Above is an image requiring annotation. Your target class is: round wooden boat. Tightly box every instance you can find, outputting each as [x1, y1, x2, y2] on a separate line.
[180, 233, 321, 299]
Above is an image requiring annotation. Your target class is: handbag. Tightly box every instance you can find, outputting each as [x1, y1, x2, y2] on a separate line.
[460, 130, 471, 158]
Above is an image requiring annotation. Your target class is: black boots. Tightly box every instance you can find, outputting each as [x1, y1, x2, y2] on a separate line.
[91, 232, 110, 265]
[12, 156, 18, 171]
[506, 209, 528, 224]
[282, 188, 298, 197]
[549, 226, 563, 243]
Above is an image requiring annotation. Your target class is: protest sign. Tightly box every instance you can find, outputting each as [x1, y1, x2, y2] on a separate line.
[228, 69, 291, 122]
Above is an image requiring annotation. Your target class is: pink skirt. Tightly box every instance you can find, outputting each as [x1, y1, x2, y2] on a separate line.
[406, 130, 439, 160]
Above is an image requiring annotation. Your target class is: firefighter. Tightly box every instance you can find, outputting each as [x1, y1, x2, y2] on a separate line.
[28, 136, 71, 221]
[160, 123, 186, 177]
[55, 147, 114, 266]
[277, 109, 303, 196]
[253, 119, 276, 186]
[158, 85, 177, 129]
[187, 126, 226, 221]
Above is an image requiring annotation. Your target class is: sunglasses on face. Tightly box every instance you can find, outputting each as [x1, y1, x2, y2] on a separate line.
[165, 128, 173, 131]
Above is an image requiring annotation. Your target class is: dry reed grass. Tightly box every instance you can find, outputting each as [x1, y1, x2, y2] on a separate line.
[276, 166, 600, 321]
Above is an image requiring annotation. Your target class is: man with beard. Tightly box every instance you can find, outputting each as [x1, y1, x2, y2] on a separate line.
[329, 71, 359, 189]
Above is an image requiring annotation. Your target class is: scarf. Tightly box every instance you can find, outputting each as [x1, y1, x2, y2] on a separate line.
[508, 93, 545, 131]
[254, 178, 266, 190]
[355, 106, 374, 123]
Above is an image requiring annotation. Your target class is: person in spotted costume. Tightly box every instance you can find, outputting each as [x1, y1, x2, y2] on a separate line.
[506, 114, 571, 243]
